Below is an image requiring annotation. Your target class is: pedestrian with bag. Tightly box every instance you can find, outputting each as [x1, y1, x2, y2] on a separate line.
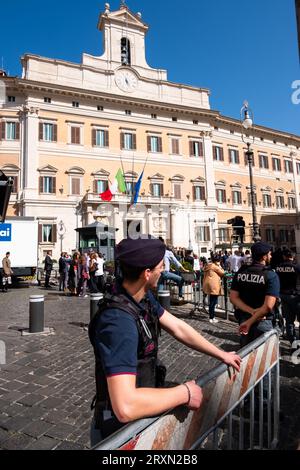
[203, 254, 225, 323]
[2, 252, 13, 292]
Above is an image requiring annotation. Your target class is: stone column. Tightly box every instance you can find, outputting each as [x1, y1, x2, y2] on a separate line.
[170, 208, 176, 246]
[21, 106, 39, 198]
[113, 206, 122, 243]
[202, 131, 217, 209]
[147, 208, 153, 235]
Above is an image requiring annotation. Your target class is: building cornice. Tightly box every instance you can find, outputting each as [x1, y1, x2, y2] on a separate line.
[3, 76, 300, 144]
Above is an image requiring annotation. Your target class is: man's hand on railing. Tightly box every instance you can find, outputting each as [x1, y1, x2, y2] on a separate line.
[184, 380, 203, 410]
[221, 351, 242, 372]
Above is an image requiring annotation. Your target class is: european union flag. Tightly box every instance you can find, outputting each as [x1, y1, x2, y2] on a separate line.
[133, 171, 144, 205]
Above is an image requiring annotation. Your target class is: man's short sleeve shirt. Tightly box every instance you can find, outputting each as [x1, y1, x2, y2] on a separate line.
[94, 291, 164, 378]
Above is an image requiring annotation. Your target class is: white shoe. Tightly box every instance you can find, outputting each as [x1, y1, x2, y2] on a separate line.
[209, 319, 214, 323]
[212, 318, 219, 323]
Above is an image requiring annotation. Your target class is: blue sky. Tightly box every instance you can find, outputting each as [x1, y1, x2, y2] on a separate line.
[1, 0, 299, 134]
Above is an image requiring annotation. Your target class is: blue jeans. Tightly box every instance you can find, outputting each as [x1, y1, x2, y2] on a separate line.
[158, 271, 184, 297]
[209, 295, 218, 319]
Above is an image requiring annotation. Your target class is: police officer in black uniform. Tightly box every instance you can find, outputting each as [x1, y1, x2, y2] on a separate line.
[89, 236, 242, 446]
[230, 242, 280, 347]
[275, 249, 300, 351]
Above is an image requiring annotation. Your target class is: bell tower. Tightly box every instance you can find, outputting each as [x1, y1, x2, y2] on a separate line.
[82, 2, 167, 81]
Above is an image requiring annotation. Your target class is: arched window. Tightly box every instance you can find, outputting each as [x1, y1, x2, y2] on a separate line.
[121, 37, 131, 66]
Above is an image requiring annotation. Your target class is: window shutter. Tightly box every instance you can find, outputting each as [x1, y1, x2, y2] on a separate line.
[160, 184, 164, 197]
[158, 137, 162, 153]
[93, 180, 98, 194]
[104, 130, 109, 147]
[199, 141, 203, 157]
[172, 139, 179, 155]
[190, 141, 194, 157]
[150, 183, 153, 195]
[39, 123, 43, 141]
[11, 176, 18, 193]
[72, 178, 80, 195]
[15, 122, 20, 140]
[147, 136, 151, 152]
[120, 133, 124, 149]
[220, 147, 224, 161]
[205, 226, 210, 241]
[174, 184, 181, 199]
[53, 124, 57, 142]
[193, 186, 197, 200]
[92, 129, 96, 146]
[52, 225, 57, 243]
[71, 127, 80, 144]
[132, 134, 136, 150]
[213, 146, 217, 160]
[200, 186, 205, 200]
[39, 177, 43, 194]
[236, 151, 240, 164]
[38, 224, 43, 243]
[52, 177, 56, 194]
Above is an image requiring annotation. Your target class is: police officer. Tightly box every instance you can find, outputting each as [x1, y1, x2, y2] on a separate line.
[275, 249, 300, 352]
[89, 236, 242, 446]
[230, 242, 280, 347]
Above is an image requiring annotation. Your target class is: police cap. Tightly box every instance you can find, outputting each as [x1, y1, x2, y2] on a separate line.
[115, 236, 166, 269]
[251, 242, 272, 260]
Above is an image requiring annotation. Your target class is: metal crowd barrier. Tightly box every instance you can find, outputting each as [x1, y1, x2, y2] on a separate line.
[161, 271, 236, 321]
[93, 329, 280, 450]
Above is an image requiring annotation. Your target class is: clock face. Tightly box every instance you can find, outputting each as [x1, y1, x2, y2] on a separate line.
[115, 70, 138, 93]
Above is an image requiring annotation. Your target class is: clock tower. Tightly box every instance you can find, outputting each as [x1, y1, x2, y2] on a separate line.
[82, 2, 168, 82]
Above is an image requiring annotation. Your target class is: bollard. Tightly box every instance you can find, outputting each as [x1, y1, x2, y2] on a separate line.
[157, 290, 170, 311]
[29, 295, 45, 333]
[90, 293, 104, 321]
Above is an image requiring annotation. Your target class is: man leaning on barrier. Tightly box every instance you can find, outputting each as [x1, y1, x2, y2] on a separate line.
[157, 238, 189, 301]
[88, 236, 242, 446]
[230, 242, 280, 347]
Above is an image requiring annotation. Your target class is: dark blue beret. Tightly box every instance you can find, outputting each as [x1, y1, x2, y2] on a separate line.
[115, 237, 166, 269]
[251, 242, 272, 259]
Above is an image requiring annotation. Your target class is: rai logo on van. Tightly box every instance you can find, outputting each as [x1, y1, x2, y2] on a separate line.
[0, 224, 12, 242]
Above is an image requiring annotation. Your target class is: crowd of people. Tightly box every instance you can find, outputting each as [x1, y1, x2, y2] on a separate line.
[43, 250, 105, 297]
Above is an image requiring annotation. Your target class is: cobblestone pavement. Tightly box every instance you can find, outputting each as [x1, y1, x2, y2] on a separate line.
[0, 286, 299, 450]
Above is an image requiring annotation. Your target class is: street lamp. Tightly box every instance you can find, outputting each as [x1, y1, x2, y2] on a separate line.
[240, 101, 261, 243]
[186, 194, 193, 250]
[58, 220, 66, 253]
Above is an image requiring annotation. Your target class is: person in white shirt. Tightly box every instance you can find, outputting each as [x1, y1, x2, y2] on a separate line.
[95, 253, 105, 292]
[227, 251, 243, 273]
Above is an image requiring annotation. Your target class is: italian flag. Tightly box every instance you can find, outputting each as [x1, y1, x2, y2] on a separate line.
[100, 169, 126, 201]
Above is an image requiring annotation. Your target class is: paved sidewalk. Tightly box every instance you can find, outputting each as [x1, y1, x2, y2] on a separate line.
[0, 286, 299, 450]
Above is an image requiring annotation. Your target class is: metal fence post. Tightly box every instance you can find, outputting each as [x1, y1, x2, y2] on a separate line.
[157, 290, 171, 311]
[29, 295, 45, 333]
[90, 293, 103, 321]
